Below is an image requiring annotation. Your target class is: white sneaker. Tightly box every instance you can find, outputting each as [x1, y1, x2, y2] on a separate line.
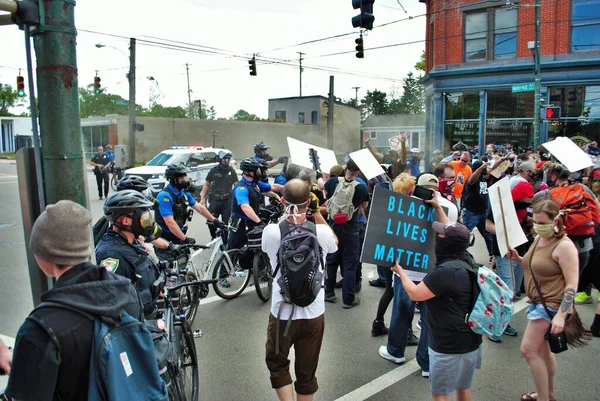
[378, 346, 406, 364]
[421, 370, 429, 378]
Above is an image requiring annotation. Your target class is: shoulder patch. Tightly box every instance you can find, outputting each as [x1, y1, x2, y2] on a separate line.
[239, 187, 246, 191]
[100, 258, 120, 273]
[163, 197, 170, 202]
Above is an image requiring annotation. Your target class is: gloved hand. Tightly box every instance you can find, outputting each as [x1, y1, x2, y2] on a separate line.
[315, 170, 323, 181]
[278, 156, 288, 164]
[212, 219, 226, 230]
[184, 237, 196, 245]
[167, 242, 184, 257]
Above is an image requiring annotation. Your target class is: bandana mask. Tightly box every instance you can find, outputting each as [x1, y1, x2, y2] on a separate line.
[284, 200, 308, 224]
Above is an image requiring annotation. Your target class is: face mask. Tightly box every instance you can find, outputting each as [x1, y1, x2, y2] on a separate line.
[591, 182, 600, 195]
[434, 236, 468, 264]
[220, 158, 230, 167]
[284, 200, 308, 224]
[514, 200, 530, 210]
[533, 223, 554, 239]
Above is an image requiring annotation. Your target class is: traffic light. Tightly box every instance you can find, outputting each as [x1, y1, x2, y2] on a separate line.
[352, 0, 375, 30]
[16, 76, 25, 97]
[94, 76, 102, 94]
[544, 106, 561, 120]
[249, 56, 257, 76]
[355, 36, 364, 58]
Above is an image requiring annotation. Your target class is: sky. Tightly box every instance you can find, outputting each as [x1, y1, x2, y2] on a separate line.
[0, 0, 427, 119]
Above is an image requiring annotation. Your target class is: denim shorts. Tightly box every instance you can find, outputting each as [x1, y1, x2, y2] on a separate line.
[428, 346, 482, 396]
[527, 303, 557, 323]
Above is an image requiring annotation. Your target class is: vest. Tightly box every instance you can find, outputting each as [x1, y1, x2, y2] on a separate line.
[209, 165, 235, 196]
[155, 186, 189, 229]
[232, 179, 261, 219]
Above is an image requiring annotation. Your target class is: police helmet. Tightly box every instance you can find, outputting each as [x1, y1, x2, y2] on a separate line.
[218, 150, 233, 160]
[254, 142, 269, 153]
[239, 158, 262, 172]
[103, 190, 154, 223]
[116, 175, 150, 192]
[165, 163, 191, 180]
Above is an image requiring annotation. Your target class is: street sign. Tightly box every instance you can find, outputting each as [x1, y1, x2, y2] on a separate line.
[511, 83, 534, 93]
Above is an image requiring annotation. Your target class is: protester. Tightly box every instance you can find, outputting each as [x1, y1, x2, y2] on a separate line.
[419, 173, 458, 223]
[363, 132, 407, 179]
[581, 167, 600, 336]
[507, 200, 580, 401]
[393, 202, 482, 401]
[408, 148, 422, 177]
[460, 160, 493, 258]
[262, 179, 337, 401]
[509, 162, 536, 189]
[433, 163, 456, 204]
[442, 151, 472, 209]
[431, 150, 443, 170]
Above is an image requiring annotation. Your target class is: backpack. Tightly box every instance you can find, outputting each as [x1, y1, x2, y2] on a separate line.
[465, 265, 515, 338]
[550, 184, 600, 238]
[28, 302, 168, 401]
[273, 220, 323, 353]
[326, 177, 359, 223]
[93, 216, 110, 247]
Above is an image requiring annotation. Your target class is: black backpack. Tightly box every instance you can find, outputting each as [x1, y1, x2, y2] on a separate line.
[273, 220, 323, 353]
[93, 216, 110, 247]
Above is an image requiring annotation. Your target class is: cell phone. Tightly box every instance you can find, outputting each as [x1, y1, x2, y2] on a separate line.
[413, 185, 434, 201]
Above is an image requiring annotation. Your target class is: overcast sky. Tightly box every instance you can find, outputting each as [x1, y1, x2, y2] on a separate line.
[0, 0, 426, 118]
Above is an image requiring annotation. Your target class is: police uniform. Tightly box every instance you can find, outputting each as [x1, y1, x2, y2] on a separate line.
[96, 230, 160, 317]
[205, 164, 238, 238]
[228, 176, 271, 250]
[155, 183, 195, 244]
[91, 153, 111, 198]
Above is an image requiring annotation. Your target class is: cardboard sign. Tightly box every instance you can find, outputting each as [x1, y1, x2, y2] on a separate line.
[361, 186, 441, 282]
[287, 137, 339, 173]
[349, 148, 387, 180]
[488, 177, 528, 257]
[542, 136, 594, 172]
[489, 160, 511, 179]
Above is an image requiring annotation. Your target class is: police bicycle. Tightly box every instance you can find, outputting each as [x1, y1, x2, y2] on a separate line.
[109, 167, 125, 191]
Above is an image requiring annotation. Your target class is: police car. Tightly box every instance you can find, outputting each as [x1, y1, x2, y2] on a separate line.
[124, 146, 236, 195]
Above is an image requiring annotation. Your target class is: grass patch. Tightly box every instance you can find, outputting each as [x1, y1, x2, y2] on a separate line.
[0, 153, 16, 159]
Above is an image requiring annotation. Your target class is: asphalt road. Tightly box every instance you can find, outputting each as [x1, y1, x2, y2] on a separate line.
[1, 160, 599, 400]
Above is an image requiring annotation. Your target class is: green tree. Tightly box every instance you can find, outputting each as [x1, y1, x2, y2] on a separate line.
[399, 71, 424, 114]
[0, 84, 25, 116]
[360, 89, 390, 119]
[187, 100, 217, 119]
[140, 104, 188, 118]
[414, 50, 425, 73]
[231, 109, 259, 121]
[79, 85, 128, 117]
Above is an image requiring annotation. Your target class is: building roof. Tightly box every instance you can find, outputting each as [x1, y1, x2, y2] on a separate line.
[362, 114, 426, 128]
[268, 95, 360, 110]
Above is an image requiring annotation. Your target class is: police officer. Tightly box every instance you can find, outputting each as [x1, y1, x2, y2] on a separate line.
[155, 164, 224, 258]
[96, 190, 163, 317]
[200, 151, 238, 239]
[228, 158, 284, 250]
[104, 144, 115, 171]
[90, 145, 111, 199]
[253, 142, 287, 169]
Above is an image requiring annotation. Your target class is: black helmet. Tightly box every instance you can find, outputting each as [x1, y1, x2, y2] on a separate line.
[165, 163, 191, 180]
[103, 190, 154, 223]
[239, 158, 262, 172]
[116, 175, 150, 192]
[254, 142, 269, 153]
[218, 150, 233, 160]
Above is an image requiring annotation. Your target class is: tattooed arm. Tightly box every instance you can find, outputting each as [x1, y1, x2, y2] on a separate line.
[552, 239, 580, 334]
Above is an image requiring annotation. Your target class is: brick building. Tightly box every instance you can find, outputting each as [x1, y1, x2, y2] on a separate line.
[419, 0, 600, 155]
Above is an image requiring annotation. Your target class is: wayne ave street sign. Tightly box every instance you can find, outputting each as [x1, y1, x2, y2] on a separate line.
[512, 83, 534, 93]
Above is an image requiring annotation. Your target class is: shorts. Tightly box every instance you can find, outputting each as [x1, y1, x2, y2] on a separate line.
[527, 303, 557, 323]
[265, 314, 325, 395]
[428, 346, 482, 396]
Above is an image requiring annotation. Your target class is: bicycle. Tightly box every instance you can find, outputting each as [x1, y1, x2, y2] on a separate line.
[153, 258, 217, 401]
[110, 166, 125, 191]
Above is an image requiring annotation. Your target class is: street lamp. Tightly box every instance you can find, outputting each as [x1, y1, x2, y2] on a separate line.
[210, 130, 218, 148]
[95, 43, 128, 57]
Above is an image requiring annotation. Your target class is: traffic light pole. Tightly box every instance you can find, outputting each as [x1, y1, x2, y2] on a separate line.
[327, 76, 334, 149]
[533, 0, 541, 149]
[128, 37, 136, 165]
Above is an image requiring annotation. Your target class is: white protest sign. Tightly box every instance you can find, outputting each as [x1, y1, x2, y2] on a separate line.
[349, 148, 386, 180]
[488, 177, 528, 258]
[542, 136, 594, 172]
[286, 137, 338, 173]
[389, 136, 402, 151]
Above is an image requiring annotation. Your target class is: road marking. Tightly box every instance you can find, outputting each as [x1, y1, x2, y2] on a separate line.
[333, 297, 530, 401]
[0, 174, 16, 178]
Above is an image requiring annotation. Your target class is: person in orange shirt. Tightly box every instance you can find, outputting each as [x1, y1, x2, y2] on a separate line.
[442, 151, 472, 209]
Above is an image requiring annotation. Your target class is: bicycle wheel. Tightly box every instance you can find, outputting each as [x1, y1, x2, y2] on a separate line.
[211, 249, 251, 299]
[174, 321, 199, 401]
[110, 174, 118, 191]
[179, 270, 200, 326]
[253, 251, 272, 302]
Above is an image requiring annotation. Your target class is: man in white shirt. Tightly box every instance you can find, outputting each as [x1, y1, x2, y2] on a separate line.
[508, 161, 536, 189]
[262, 178, 338, 401]
[418, 173, 459, 223]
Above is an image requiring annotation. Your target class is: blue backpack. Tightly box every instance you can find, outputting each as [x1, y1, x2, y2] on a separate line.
[466, 265, 515, 337]
[29, 302, 168, 401]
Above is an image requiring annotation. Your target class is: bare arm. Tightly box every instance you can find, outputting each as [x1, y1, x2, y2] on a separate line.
[392, 262, 436, 302]
[200, 182, 210, 205]
[551, 240, 580, 333]
[400, 133, 407, 166]
[163, 216, 187, 241]
[270, 183, 284, 193]
[267, 160, 280, 168]
[264, 191, 281, 202]
[441, 155, 454, 163]
[240, 204, 261, 224]
[363, 133, 384, 163]
[468, 162, 489, 185]
[425, 196, 449, 224]
[486, 218, 496, 235]
[150, 237, 171, 249]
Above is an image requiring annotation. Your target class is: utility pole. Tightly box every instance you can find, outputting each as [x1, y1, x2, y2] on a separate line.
[533, 0, 541, 149]
[128, 37, 136, 165]
[298, 52, 304, 97]
[327, 76, 334, 149]
[185, 63, 192, 115]
[352, 86, 360, 103]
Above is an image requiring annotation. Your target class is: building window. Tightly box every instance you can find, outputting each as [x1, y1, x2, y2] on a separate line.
[369, 132, 377, 139]
[311, 111, 318, 124]
[429, 20, 435, 67]
[464, 8, 517, 61]
[298, 112, 305, 124]
[410, 132, 420, 150]
[571, 0, 600, 52]
[275, 110, 286, 121]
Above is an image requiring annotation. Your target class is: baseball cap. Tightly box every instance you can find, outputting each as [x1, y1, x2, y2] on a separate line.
[511, 181, 534, 201]
[432, 221, 470, 241]
[329, 165, 344, 177]
[592, 169, 600, 180]
[519, 162, 535, 172]
[411, 148, 420, 153]
[417, 173, 439, 188]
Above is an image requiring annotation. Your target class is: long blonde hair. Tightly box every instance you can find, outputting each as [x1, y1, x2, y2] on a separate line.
[392, 172, 416, 195]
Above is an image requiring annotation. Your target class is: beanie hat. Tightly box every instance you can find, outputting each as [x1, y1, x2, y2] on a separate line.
[30, 200, 92, 266]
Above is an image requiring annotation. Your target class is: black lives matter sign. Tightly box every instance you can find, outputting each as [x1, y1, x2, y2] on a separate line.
[360, 186, 442, 281]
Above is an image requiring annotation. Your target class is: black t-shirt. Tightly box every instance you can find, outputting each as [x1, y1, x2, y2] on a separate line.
[487, 209, 501, 256]
[324, 177, 370, 222]
[91, 153, 110, 174]
[461, 176, 489, 213]
[423, 262, 482, 354]
[206, 165, 238, 195]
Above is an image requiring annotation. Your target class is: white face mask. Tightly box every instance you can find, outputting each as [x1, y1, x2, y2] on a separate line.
[284, 201, 308, 224]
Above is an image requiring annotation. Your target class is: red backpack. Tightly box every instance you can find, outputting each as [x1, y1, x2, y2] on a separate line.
[550, 184, 600, 237]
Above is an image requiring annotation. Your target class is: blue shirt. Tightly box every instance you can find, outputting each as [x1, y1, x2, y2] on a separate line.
[157, 184, 196, 232]
[407, 156, 420, 177]
[233, 176, 271, 220]
[104, 151, 115, 164]
[356, 177, 368, 223]
[274, 174, 288, 186]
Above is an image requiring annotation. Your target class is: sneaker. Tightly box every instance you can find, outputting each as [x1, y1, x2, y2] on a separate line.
[335, 279, 343, 289]
[218, 278, 231, 288]
[416, 318, 422, 330]
[575, 292, 593, 304]
[421, 371, 429, 378]
[343, 296, 361, 309]
[407, 329, 419, 346]
[369, 279, 386, 288]
[371, 320, 389, 337]
[325, 292, 337, 303]
[504, 325, 518, 337]
[378, 346, 405, 364]
[488, 334, 502, 343]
